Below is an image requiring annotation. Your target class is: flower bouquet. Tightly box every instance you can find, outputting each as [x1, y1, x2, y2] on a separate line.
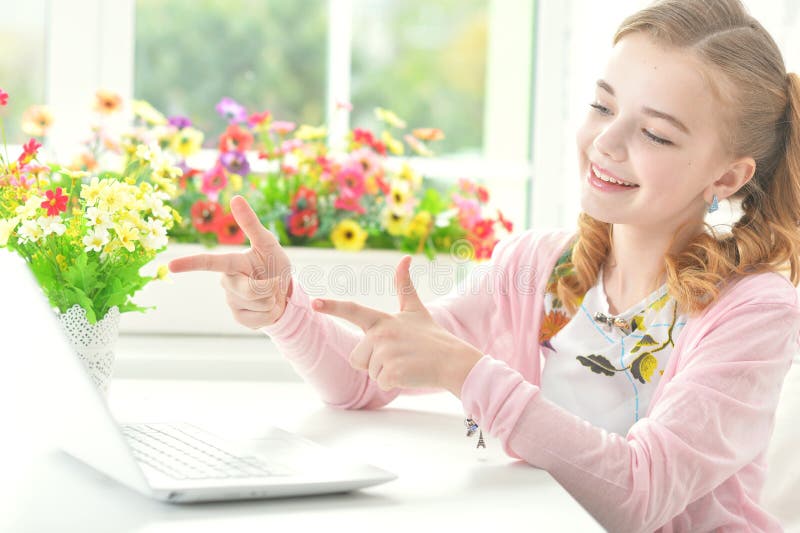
[0, 88, 179, 392]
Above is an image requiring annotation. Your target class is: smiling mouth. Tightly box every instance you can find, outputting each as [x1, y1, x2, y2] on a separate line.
[590, 164, 639, 187]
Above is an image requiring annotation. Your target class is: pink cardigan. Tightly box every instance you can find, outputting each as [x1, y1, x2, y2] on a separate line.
[261, 228, 800, 532]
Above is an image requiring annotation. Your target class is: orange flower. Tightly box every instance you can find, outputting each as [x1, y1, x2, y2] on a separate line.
[412, 128, 445, 141]
[539, 310, 570, 344]
[21, 105, 54, 136]
[94, 90, 123, 114]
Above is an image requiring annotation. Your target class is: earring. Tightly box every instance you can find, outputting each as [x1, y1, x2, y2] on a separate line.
[707, 194, 719, 214]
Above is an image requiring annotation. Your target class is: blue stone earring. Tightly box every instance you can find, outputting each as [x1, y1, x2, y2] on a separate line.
[707, 194, 719, 214]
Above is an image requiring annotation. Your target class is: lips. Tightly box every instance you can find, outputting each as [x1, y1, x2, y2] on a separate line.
[590, 163, 638, 187]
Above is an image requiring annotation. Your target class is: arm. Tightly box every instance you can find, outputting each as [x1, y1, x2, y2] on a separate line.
[460, 291, 800, 531]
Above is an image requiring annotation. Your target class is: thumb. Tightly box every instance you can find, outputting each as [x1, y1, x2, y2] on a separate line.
[395, 255, 425, 313]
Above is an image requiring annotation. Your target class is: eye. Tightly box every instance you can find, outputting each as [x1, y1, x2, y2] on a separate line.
[589, 103, 674, 146]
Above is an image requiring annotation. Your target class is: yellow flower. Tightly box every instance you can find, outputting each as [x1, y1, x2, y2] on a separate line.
[296, 124, 327, 141]
[56, 254, 68, 270]
[229, 173, 243, 191]
[374, 107, 407, 129]
[114, 222, 140, 252]
[396, 163, 422, 190]
[156, 264, 170, 281]
[0, 217, 19, 246]
[381, 207, 411, 236]
[389, 179, 412, 206]
[21, 105, 54, 136]
[330, 219, 368, 251]
[405, 211, 432, 239]
[170, 127, 204, 157]
[381, 131, 404, 156]
[132, 100, 167, 126]
[171, 207, 183, 225]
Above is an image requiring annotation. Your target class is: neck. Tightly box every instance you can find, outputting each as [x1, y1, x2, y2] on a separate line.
[603, 222, 699, 315]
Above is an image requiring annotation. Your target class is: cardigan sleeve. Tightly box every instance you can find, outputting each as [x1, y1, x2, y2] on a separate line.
[259, 231, 529, 410]
[460, 285, 800, 532]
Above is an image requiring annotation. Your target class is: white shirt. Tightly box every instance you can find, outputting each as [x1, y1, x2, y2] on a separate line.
[540, 266, 688, 435]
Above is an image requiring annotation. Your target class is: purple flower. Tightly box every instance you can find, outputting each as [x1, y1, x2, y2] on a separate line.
[215, 97, 247, 124]
[168, 115, 192, 129]
[219, 150, 251, 176]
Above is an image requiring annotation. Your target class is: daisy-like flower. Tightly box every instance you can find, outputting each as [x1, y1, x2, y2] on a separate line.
[330, 219, 368, 251]
[381, 206, 411, 237]
[114, 221, 140, 252]
[94, 90, 123, 115]
[335, 161, 366, 196]
[403, 134, 433, 157]
[219, 124, 254, 153]
[168, 115, 192, 129]
[83, 227, 110, 253]
[412, 128, 445, 142]
[132, 100, 167, 125]
[396, 163, 422, 190]
[15, 195, 44, 219]
[38, 215, 67, 237]
[215, 97, 247, 124]
[247, 111, 271, 130]
[0, 217, 19, 246]
[200, 163, 227, 199]
[388, 179, 412, 207]
[17, 219, 44, 243]
[170, 127, 204, 157]
[17, 138, 42, 166]
[21, 105, 54, 137]
[80, 177, 106, 206]
[295, 124, 327, 141]
[374, 107, 407, 129]
[381, 131, 404, 156]
[140, 218, 168, 251]
[190, 200, 223, 233]
[41, 187, 69, 216]
[85, 206, 113, 231]
[0, 88, 8, 106]
[405, 211, 433, 239]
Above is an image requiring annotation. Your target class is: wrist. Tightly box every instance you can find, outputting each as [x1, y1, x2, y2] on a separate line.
[443, 343, 484, 398]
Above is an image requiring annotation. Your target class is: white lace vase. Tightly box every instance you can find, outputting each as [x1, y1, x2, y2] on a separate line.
[58, 304, 121, 396]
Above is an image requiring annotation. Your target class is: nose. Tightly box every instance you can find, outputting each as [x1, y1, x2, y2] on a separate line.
[593, 122, 626, 162]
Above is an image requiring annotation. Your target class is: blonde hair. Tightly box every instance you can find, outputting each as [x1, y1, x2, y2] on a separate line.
[557, 0, 800, 317]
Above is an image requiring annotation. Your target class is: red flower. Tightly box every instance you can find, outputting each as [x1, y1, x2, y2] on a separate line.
[352, 128, 387, 155]
[247, 111, 271, 128]
[179, 168, 201, 190]
[291, 186, 318, 211]
[471, 239, 498, 261]
[471, 219, 495, 240]
[18, 138, 42, 166]
[497, 209, 513, 232]
[216, 213, 246, 244]
[218, 124, 254, 153]
[0, 88, 8, 106]
[476, 185, 489, 203]
[288, 209, 319, 237]
[41, 187, 69, 216]
[335, 162, 366, 196]
[190, 200, 223, 233]
[334, 189, 366, 214]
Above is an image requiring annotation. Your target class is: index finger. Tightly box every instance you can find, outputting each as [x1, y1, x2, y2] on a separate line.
[168, 252, 251, 274]
[312, 298, 389, 332]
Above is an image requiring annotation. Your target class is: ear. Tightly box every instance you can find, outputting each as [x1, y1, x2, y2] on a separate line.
[708, 156, 756, 202]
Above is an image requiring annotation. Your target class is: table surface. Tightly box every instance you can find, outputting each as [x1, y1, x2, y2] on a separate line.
[1, 378, 602, 533]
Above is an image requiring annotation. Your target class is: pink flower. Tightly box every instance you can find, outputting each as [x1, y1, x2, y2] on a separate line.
[280, 138, 304, 154]
[336, 100, 353, 112]
[334, 189, 366, 215]
[335, 162, 366, 197]
[453, 193, 481, 229]
[247, 111, 271, 128]
[17, 138, 42, 166]
[201, 163, 227, 201]
[0, 88, 8, 106]
[270, 121, 296, 135]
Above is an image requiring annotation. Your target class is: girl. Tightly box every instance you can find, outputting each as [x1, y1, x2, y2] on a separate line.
[170, 0, 800, 530]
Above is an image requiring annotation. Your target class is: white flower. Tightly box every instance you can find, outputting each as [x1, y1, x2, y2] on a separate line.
[85, 206, 113, 231]
[17, 219, 43, 243]
[83, 228, 110, 253]
[0, 217, 19, 246]
[80, 177, 105, 206]
[15, 196, 43, 220]
[135, 144, 154, 162]
[141, 220, 168, 251]
[38, 216, 66, 236]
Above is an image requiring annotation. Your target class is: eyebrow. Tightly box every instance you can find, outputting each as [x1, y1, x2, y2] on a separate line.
[596, 79, 691, 135]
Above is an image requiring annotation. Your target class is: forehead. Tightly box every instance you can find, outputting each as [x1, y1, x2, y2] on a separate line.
[602, 33, 718, 130]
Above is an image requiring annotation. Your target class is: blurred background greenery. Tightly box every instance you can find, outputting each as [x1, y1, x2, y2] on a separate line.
[134, 0, 487, 155]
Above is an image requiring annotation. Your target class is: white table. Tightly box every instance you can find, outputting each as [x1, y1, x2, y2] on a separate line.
[1, 378, 602, 532]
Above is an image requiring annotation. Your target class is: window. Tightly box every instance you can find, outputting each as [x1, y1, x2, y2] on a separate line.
[0, 0, 47, 144]
[135, 0, 328, 146]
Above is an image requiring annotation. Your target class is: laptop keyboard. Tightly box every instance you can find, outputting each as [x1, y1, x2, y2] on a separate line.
[121, 423, 290, 480]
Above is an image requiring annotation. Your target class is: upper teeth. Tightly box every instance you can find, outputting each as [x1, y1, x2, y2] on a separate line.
[593, 166, 636, 187]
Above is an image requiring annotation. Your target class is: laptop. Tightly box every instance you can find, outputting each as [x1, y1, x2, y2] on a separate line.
[0, 249, 396, 503]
